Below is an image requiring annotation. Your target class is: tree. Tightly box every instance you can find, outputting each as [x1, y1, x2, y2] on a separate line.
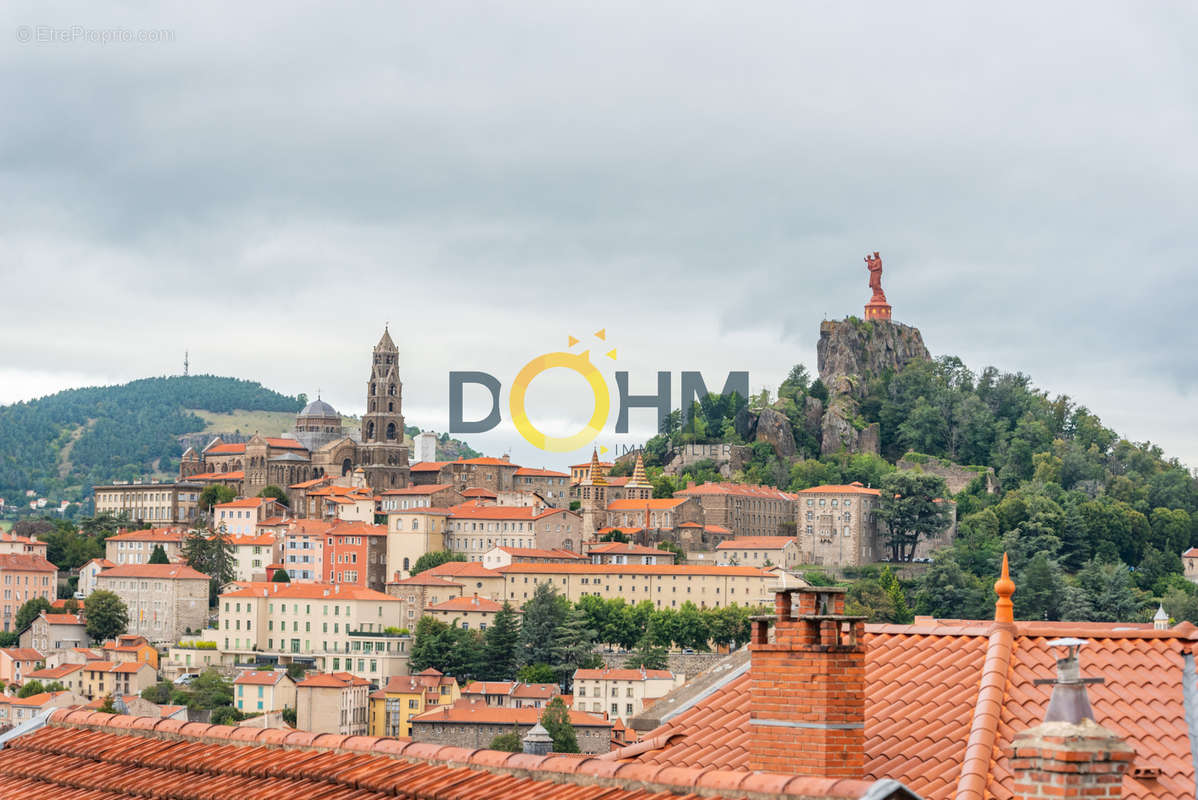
[141, 680, 174, 704]
[490, 730, 523, 752]
[655, 541, 685, 564]
[412, 550, 467, 575]
[285, 662, 307, 681]
[210, 705, 245, 726]
[176, 669, 234, 710]
[198, 484, 236, 513]
[551, 605, 599, 688]
[540, 697, 579, 753]
[913, 552, 992, 620]
[519, 582, 569, 667]
[482, 602, 521, 681]
[84, 590, 128, 643]
[517, 663, 558, 684]
[271, 569, 292, 583]
[14, 597, 53, 632]
[876, 471, 952, 562]
[148, 544, 170, 564]
[623, 641, 668, 670]
[256, 485, 290, 507]
[1076, 559, 1142, 622]
[17, 680, 45, 698]
[1014, 552, 1063, 621]
[282, 707, 298, 727]
[97, 694, 117, 713]
[182, 527, 235, 602]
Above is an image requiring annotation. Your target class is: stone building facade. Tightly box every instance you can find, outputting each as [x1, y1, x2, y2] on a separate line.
[95, 563, 210, 644]
[794, 483, 880, 567]
[92, 482, 201, 526]
[674, 482, 796, 539]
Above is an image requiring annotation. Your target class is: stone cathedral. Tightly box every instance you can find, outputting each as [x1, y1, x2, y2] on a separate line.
[180, 328, 412, 493]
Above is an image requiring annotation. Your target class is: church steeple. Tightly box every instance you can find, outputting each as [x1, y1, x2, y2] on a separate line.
[358, 327, 409, 489]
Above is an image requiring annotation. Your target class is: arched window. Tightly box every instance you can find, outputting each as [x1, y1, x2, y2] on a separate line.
[403, 557, 410, 571]
[366, 422, 374, 440]
[341, 458, 352, 476]
[389, 384, 396, 396]
[386, 423, 396, 440]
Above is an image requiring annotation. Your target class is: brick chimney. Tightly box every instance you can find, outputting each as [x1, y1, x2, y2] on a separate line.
[1009, 639, 1133, 800]
[748, 584, 866, 778]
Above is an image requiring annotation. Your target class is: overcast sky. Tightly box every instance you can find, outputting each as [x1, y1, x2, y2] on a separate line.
[2, 2, 1195, 471]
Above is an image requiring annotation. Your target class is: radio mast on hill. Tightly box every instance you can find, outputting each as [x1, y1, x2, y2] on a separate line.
[184, 350, 189, 377]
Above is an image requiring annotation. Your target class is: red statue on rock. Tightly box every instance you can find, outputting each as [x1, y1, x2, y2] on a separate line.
[863, 251, 892, 321]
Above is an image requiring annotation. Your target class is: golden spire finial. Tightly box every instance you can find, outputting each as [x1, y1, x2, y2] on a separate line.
[588, 448, 607, 486]
[994, 552, 1015, 624]
[627, 452, 650, 489]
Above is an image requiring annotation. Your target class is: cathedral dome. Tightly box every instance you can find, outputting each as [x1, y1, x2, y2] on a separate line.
[299, 398, 338, 418]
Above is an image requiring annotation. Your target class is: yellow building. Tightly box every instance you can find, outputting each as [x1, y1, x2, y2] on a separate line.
[367, 668, 460, 738]
[385, 509, 449, 579]
[497, 563, 779, 609]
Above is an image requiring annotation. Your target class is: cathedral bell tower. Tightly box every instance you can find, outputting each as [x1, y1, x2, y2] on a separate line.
[359, 327, 411, 489]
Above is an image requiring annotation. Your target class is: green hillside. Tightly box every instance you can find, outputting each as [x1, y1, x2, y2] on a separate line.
[0, 376, 302, 501]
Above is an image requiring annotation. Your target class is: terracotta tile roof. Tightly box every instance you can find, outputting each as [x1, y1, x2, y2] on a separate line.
[1183, 547, 1198, 558]
[495, 547, 585, 560]
[387, 574, 463, 588]
[424, 562, 503, 579]
[448, 504, 571, 521]
[264, 437, 307, 450]
[626, 619, 1198, 800]
[461, 487, 498, 498]
[107, 527, 185, 542]
[795, 482, 881, 496]
[676, 482, 797, 500]
[382, 672, 456, 693]
[325, 521, 388, 538]
[510, 683, 559, 699]
[410, 461, 450, 471]
[260, 515, 295, 527]
[574, 668, 674, 681]
[233, 669, 290, 686]
[40, 613, 85, 626]
[98, 563, 209, 580]
[228, 533, 278, 547]
[289, 476, 332, 489]
[380, 483, 454, 495]
[82, 558, 116, 569]
[463, 680, 517, 694]
[413, 701, 610, 728]
[204, 443, 246, 454]
[215, 497, 266, 509]
[497, 563, 773, 577]
[586, 542, 673, 556]
[0, 648, 44, 662]
[297, 671, 371, 688]
[715, 537, 797, 550]
[458, 457, 519, 467]
[220, 582, 397, 602]
[426, 594, 506, 613]
[110, 661, 152, 674]
[9, 690, 68, 707]
[605, 498, 687, 511]
[24, 663, 82, 680]
[0, 554, 57, 572]
[0, 710, 902, 800]
[514, 467, 570, 477]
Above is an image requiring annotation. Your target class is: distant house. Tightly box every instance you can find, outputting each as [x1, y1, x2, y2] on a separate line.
[233, 669, 297, 715]
[295, 671, 370, 735]
[20, 611, 89, 653]
[411, 699, 614, 754]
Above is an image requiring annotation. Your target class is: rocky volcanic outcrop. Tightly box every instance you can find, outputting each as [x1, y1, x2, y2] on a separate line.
[752, 407, 796, 460]
[816, 318, 930, 455]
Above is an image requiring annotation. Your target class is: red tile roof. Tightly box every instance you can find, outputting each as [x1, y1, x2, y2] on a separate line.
[426, 595, 506, 613]
[458, 457, 518, 466]
[381, 671, 456, 693]
[98, 563, 209, 580]
[229, 533, 278, 547]
[233, 669, 291, 686]
[204, 443, 246, 454]
[0, 554, 57, 572]
[289, 476, 332, 489]
[586, 542, 674, 556]
[40, 613, 85, 626]
[448, 504, 572, 521]
[497, 563, 773, 577]
[216, 497, 266, 509]
[0, 710, 903, 799]
[381, 483, 454, 495]
[795, 482, 881, 496]
[423, 562, 503, 579]
[574, 667, 674, 681]
[605, 498, 687, 511]
[410, 461, 450, 471]
[715, 536, 797, 550]
[220, 582, 397, 602]
[186, 470, 244, 480]
[387, 574, 463, 588]
[461, 487, 498, 498]
[514, 467, 570, 477]
[625, 619, 1198, 800]
[412, 701, 610, 728]
[107, 527, 185, 542]
[1183, 547, 1198, 558]
[494, 547, 586, 560]
[676, 482, 797, 500]
[297, 671, 370, 688]
[9, 690, 68, 707]
[1, 648, 45, 662]
[24, 663, 82, 680]
[264, 437, 307, 450]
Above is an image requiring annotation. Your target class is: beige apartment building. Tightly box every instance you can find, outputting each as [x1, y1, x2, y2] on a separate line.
[233, 669, 297, 714]
[95, 563, 210, 644]
[715, 537, 801, 569]
[0, 533, 49, 558]
[444, 505, 582, 560]
[674, 482, 797, 539]
[216, 582, 409, 681]
[228, 532, 281, 583]
[424, 593, 513, 631]
[378, 484, 462, 513]
[92, 481, 201, 525]
[386, 508, 449, 579]
[497, 563, 778, 609]
[572, 667, 682, 722]
[0, 554, 58, 633]
[214, 497, 284, 536]
[21, 611, 89, 652]
[296, 671, 370, 735]
[104, 528, 187, 566]
[79, 660, 158, 701]
[794, 483, 881, 567]
[421, 562, 506, 600]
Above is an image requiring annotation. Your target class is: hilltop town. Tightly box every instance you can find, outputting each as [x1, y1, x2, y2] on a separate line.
[0, 281, 1196, 800]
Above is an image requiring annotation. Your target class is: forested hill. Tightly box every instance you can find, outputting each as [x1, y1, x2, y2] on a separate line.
[0, 376, 302, 500]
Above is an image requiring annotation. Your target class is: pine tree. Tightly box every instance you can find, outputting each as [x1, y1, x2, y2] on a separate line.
[482, 602, 521, 681]
[550, 605, 597, 689]
[540, 697, 579, 753]
[519, 582, 568, 667]
[878, 566, 913, 624]
[148, 544, 170, 564]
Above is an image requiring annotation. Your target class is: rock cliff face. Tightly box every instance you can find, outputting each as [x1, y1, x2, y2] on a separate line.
[816, 318, 930, 454]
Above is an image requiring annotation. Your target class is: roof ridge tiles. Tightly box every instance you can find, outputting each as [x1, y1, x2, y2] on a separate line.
[32, 710, 900, 799]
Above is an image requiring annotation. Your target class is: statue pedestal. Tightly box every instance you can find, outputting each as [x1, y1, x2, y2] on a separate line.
[864, 301, 892, 321]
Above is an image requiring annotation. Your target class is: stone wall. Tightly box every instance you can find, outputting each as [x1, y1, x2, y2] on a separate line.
[663, 444, 751, 478]
[897, 454, 999, 495]
[597, 651, 726, 680]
